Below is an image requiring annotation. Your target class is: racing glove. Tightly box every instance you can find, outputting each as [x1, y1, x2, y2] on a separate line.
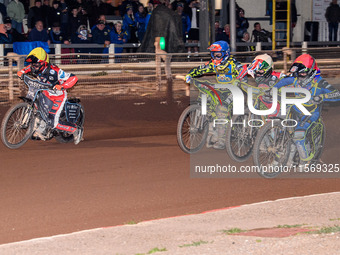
[53, 85, 63, 90]
[185, 75, 191, 84]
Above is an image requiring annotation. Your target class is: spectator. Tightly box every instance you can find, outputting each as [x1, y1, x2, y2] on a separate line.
[72, 24, 93, 60]
[28, 20, 50, 44]
[73, 24, 92, 44]
[252, 22, 271, 42]
[91, 20, 110, 53]
[120, 0, 139, 17]
[237, 31, 254, 52]
[49, 22, 68, 44]
[67, 7, 84, 42]
[216, 24, 230, 43]
[0, 2, 6, 19]
[0, 24, 12, 43]
[48, 1, 62, 30]
[215, 21, 223, 41]
[4, 17, 26, 42]
[176, 2, 190, 43]
[41, 0, 51, 28]
[7, 0, 26, 33]
[59, 0, 69, 34]
[186, 0, 200, 56]
[123, 5, 138, 44]
[91, 14, 110, 31]
[325, 0, 340, 41]
[145, 1, 154, 29]
[27, 0, 43, 33]
[236, 8, 249, 41]
[135, 5, 147, 42]
[110, 21, 128, 55]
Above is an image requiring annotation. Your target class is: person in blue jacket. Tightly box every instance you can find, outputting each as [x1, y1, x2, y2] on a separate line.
[273, 54, 340, 167]
[135, 5, 147, 42]
[110, 21, 128, 53]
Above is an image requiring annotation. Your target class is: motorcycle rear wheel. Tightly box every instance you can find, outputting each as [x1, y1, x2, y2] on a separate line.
[55, 107, 85, 143]
[1, 102, 34, 149]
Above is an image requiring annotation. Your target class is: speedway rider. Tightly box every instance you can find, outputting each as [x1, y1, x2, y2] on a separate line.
[274, 54, 340, 167]
[17, 47, 83, 145]
[185, 40, 244, 149]
[238, 54, 285, 88]
[237, 54, 285, 116]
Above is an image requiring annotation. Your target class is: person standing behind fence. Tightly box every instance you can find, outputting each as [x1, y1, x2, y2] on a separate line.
[0, 24, 12, 43]
[216, 24, 230, 44]
[6, 0, 25, 34]
[325, 0, 340, 42]
[186, 0, 200, 56]
[27, 0, 43, 33]
[135, 5, 147, 42]
[110, 21, 127, 54]
[28, 20, 50, 44]
[236, 8, 249, 41]
[4, 17, 26, 42]
[123, 5, 138, 43]
[176, 2, 191, 43]
[91, 20, 110, 54]
[67, 7, 85, 43]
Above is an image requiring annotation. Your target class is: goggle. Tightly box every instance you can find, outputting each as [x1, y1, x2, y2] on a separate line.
[289, 63, 309, 76]
[212, 51, 223, 59]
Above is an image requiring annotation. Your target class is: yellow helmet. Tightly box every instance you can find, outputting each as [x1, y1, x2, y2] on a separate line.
[25, 47, 49, 74]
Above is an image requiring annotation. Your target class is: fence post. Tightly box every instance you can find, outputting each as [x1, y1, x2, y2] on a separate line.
[109, 44, 115, 64]
[55, 44, 61, 65]
[8, 57, 13, 101]
[0, 44, 4, 66]
[256, 42, 262, 51]
[302, 41, 308, 54]
[154, 37, 162, 91]
[165, 54, 173, 103]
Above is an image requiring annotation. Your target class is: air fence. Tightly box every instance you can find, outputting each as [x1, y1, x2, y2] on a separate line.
[0, 42, 340, 104]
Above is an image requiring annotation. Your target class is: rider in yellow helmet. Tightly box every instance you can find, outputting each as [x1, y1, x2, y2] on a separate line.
[17, 47, 83, 145]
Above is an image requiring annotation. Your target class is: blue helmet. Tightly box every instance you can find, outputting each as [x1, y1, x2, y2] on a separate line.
[208, 40, 230, 66]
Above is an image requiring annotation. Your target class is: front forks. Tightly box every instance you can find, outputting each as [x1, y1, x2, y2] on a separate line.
[20, 105, 33, 128]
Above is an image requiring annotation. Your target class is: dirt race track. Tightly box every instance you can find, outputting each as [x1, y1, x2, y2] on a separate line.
[0, 97, 340, 245]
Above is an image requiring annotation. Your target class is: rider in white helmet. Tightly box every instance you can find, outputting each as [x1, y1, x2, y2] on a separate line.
[238, 53, 285, 88]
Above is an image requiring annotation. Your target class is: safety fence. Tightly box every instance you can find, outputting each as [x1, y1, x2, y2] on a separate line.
[1, 46, 340, 104]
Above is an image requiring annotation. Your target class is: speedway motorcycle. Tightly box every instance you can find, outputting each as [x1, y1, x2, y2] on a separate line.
[177, 78, 255, 159]
[1, 75, 85, 149]
[252, 105, 325, 178]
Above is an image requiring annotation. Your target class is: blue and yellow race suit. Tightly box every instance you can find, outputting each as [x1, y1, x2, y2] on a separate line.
[274, 74, 340, 162]
[187, 56, 243, 84]
[186, 56, 244, 148]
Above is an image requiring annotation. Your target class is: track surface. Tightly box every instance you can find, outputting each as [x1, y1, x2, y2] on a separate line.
[0, 98, 340, 245]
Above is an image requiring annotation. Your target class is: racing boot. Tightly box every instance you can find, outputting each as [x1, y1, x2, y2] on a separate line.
[213, 138, 226, 150]
[73, 127, 84, 145]
[206, 123, 218, 148]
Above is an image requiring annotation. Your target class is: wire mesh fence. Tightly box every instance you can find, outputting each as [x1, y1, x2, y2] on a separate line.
[0, 47, 340, 105]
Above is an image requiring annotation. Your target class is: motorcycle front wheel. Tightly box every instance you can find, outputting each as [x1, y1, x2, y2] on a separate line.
[177, 104, 209, 154]
[225, 114, 257, 162]
[1, 102, 34, 149]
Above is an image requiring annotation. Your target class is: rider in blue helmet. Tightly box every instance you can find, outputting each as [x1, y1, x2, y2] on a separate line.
[185, 40, 244, 149]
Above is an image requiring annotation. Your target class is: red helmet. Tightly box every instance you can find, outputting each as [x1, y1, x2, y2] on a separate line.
[289, 54, 319, 87]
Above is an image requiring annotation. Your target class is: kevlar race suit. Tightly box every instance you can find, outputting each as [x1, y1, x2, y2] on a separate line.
[274, 75, 340, 163]
[17, 64, 78, 134]
[187, 56, 244, 149]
